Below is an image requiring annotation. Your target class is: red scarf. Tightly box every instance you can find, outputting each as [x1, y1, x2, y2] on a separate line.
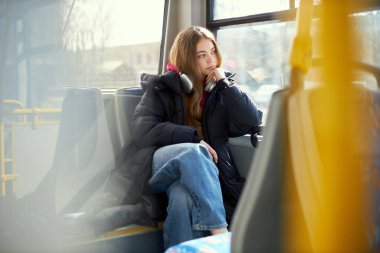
[167, 62, 178, 72]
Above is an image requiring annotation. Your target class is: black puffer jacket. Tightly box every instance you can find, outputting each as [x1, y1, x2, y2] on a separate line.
[131, 70, 263, 223]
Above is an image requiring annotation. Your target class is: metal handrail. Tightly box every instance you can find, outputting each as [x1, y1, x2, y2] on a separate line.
[0, 100, 61, 196]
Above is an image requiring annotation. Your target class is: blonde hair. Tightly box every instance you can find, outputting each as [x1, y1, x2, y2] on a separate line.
[169, 26, 223, 139]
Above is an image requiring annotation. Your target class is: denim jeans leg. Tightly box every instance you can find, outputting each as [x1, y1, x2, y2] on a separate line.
[163, 181, 208, 248]
[149, 143, 227, 245]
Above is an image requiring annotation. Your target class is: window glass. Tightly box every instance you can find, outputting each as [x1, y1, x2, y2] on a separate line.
[29, 4, 62, 48]
[0, 0, 165, 201]
[3, 0, 165, 108]
[353, 10, 380, 68]
[213, 0, 289, 20]
[304, 10, 380, 91]
[217, 21, 296, 122]
[215, 10, 380, 124]
[295, 0, 321, 8]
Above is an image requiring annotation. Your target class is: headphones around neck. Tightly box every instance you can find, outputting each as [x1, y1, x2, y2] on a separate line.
[179, 73, 195, 94]
[179, 73, 216, 95]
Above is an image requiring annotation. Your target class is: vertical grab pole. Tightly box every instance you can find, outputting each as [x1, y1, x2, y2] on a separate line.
[315, 0, 369, 252]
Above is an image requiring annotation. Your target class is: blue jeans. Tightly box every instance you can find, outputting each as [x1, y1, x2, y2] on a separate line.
[148, 143, 227, 249]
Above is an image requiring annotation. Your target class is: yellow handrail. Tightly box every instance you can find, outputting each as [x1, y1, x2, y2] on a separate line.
[3, 99, 26, 109]
[6, 108, 62, 114]
[0, 100, 61, 196]
[1, 123, 6, 196]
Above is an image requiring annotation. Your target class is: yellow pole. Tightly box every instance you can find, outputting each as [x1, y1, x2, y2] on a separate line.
[315, 0, 369, 251]
[285, 0, 371, 251]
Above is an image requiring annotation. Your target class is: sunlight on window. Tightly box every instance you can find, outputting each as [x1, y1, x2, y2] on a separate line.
[62, 0, 164, 51]
[217, 21, 296, 124]
[214, 0, 289, 20]
[295, 0, 321, 7]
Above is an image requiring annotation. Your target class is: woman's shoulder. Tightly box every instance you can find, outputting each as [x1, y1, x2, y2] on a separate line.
[140, 71, 180, 94]
[140, 73, 161, 92]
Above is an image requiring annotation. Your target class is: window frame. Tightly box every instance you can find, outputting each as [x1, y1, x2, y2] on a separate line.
[206, 0, 380, 35]
[206, 0, 297, 31]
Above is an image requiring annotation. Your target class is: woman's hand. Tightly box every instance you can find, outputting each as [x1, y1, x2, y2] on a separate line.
[206, 68, 226, 83]
[200, 140, 218, 164]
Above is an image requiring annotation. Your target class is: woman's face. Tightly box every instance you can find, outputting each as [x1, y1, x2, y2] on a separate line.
[196, 38, 218, 77]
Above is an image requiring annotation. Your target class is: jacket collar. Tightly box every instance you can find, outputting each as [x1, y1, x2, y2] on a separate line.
[159, 71, 182, 95]
[140, 71, 181, 95]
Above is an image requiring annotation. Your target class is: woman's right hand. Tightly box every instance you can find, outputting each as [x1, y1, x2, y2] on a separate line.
[206, 67, 226, 83]
[200, 140, 218, 164]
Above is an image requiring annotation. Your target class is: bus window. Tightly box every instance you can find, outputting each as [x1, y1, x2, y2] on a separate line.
[208, 1, 380, 124]
[2, 0, 165, 109]
[213, 0, 289, 20]
[0, 0, 167, 216]
[353, 10, 380, 68]
[216, 22, 296, 123]
[212, 0, 321, 20]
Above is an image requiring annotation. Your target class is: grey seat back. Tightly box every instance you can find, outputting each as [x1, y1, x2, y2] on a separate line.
[231, 89, 292, 252]
[53, 87, 116, 215]
[115, 87, 144, 147]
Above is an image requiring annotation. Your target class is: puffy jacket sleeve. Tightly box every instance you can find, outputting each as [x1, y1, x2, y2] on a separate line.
[131, 81, 200, 148]
[218, 78, 263, 137]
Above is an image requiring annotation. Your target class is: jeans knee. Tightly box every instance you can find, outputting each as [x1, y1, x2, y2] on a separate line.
[173, 144, 219, 180]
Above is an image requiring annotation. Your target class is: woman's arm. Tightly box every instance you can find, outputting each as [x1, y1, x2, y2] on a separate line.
[218, 77, 263, 137]
[131, 84, 199, 148]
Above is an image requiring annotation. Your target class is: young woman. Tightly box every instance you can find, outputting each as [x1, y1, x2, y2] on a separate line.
[131, 26, 263, 248]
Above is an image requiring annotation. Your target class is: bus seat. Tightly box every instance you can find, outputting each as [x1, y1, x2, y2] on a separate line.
[60, 86, 165, 252]
[230, 84, 380, 253]
[51, 87, 116, 215]
[230, 89, 291, 252]
[86, 88, 147, 213]
[13, 121, 60, 199]
[102, 93, 124, 157]
[105, 86, 161, 208]
[5, 88, 119, 251]
[114, 87, 144, 148]
[296, 83, 380, 246]
[86, 86, 150, 212]
[229, 135, 260, 178]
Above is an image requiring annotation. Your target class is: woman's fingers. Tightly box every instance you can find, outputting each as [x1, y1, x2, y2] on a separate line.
[206, 68, 225, 83]
[209, 147, 218, 164]
[200, 140, 218, 163]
